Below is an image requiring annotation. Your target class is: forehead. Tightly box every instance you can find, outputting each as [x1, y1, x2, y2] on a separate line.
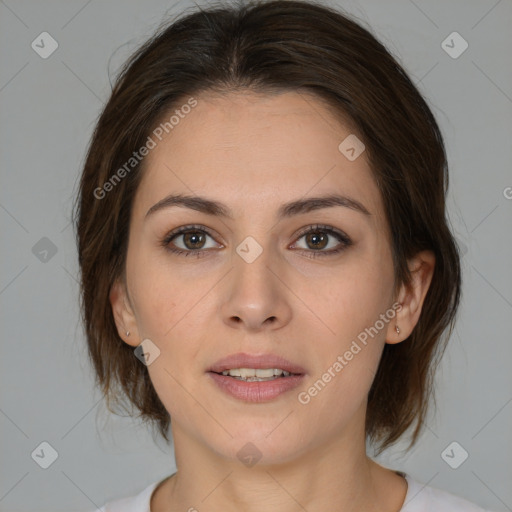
[133, 90, 385, 227]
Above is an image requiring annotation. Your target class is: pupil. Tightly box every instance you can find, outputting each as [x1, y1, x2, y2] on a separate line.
[183, 231, 329, 251]
[185, 232, 204, 249]
[307, 232, 327, 250]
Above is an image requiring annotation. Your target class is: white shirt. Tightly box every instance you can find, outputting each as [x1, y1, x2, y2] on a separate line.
[90, 473, 494, 511]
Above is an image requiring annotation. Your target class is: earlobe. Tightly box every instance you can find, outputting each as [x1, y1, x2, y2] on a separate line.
[385, 308, 404, 345]
[386, 250, 435, 344]
[109, 279, 139, 346]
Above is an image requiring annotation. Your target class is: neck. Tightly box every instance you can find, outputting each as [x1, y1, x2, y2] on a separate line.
[161, 419, 406, 512]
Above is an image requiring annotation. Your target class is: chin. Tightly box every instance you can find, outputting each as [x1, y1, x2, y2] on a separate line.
[206, 422, 309, 468]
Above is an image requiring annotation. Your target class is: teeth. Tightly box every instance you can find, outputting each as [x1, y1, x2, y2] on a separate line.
[220, 368, 292, 379]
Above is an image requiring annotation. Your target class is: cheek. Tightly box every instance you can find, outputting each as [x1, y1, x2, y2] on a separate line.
[127, 247, 201, 338]
[291, 252, 393, 404]
[133, 284, 177, 338]
[295, 253, 393, 341]
[128, 256, 212, 387]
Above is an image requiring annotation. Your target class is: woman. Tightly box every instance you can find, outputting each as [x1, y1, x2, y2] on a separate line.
[75, 1, 494, 510]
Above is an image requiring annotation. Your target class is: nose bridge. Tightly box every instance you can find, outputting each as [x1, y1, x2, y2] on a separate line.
[232, 234, 278, 299]
[221, 232, 292, 330]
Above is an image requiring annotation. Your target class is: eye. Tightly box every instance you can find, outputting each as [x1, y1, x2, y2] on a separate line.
[161, 223, 352, 259]
[291, 224, 352, 258]
[161, 224, 221, 258]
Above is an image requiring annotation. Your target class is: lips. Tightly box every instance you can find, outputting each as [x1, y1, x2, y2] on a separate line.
[207, 353, 307, 402]
[208, 371, 305, 402]
[207, 352, 306, 375]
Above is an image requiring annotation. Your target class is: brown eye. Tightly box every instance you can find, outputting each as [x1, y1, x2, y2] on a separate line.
[292, 224, 352, 258]
[161, 224, 221, 257]
[304, 231, 329, 250]
[181, 231, 207, 250]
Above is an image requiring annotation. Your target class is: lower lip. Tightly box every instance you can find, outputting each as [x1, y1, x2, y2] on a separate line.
[207, 372, 305, 402]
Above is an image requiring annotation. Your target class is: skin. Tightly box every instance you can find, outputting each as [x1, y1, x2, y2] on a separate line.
[110, 90, 435, 512]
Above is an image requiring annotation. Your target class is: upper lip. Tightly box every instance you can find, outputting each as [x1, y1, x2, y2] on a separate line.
[208, 352, 306, 375]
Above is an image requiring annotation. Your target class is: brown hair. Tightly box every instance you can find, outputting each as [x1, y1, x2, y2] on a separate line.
[73, 0, 462, 454]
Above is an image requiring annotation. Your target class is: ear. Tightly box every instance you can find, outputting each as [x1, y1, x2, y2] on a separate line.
[109, 279, 140, 347]
[386, 250, 435, 344]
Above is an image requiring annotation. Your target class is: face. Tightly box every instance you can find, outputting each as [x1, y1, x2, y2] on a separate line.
[111, 90, 417, 465]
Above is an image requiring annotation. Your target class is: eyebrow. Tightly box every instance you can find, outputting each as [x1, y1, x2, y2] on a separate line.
[145, 193, 371, 220]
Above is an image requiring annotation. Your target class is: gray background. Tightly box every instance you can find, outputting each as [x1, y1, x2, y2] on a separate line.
[1, 0, 511, 511]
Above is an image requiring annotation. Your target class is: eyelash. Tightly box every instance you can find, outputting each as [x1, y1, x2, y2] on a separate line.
[160, 223, 353, 259]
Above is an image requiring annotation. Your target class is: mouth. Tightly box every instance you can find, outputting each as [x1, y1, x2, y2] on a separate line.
[211, 367, 301, 381]
[208, 352, 306, 375]
[207, 353, 306, 402]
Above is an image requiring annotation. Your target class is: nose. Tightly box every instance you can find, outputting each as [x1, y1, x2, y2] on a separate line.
[220, 242, 293, 332]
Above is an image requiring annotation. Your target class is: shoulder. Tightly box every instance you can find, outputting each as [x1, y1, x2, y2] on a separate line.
[85, 479, 162, 512]
[86, 473, 495, 512]
[401, 474, 494, 512]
